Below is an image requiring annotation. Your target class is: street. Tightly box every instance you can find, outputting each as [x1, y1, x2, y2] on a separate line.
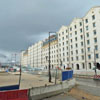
[43, 77, 100, 100]
[0, 72, 100, 100]
[76, 77, 100, 87]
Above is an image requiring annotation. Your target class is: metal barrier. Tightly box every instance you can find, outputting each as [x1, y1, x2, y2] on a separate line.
[0, 89, 28, 100]
[62, 70, 73, 81]
[0, 85, 19, 91]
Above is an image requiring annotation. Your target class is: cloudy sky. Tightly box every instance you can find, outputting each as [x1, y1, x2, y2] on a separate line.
[0, 0, 100, 62]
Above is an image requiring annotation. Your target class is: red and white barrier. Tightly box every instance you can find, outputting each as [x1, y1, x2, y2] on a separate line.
[94, 75, 100, 79]
[0, 89, 28, 100]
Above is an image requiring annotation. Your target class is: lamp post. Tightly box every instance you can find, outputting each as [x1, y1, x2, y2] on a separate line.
[48, 32, 56, 82]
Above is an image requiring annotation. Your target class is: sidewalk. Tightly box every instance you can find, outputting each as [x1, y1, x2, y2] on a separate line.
[74, 74, 94, 79]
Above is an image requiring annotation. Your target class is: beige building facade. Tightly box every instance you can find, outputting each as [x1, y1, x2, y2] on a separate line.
[57, 6, 100, 72]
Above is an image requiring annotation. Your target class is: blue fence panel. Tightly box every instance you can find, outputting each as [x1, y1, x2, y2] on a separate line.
[0, 84, 19, 91]
[62, 70, 73, 81]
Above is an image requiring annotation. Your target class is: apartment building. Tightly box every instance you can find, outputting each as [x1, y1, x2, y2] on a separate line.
[42, 35, 58, 69]
[21, 41, 43, 67]
[57, 6, 100, 71]
[20, 50, 28, 67]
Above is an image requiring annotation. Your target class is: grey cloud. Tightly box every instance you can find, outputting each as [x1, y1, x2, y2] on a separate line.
[0, 0, 100, 62]
[0, 54, 7, 58]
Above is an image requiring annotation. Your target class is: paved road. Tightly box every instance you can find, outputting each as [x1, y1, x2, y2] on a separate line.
[76, 78, 100, 87]
[76, 78, 100, 97]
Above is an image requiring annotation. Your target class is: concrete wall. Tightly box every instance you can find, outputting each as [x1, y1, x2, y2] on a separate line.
[28, 78, 75, 100]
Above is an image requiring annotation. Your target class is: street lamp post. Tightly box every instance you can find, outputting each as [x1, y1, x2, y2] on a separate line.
[48, 32, 56, 82]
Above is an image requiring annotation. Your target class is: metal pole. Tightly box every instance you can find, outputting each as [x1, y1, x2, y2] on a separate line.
[49, 32, 51, 82]
[19, 53, 22, 89]
[55, 68, 57, 84]
[94, 49, 97, 75]
[19, 64, 22, 89]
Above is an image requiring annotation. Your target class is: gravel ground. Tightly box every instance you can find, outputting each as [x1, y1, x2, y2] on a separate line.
[0, 72, 57, 89]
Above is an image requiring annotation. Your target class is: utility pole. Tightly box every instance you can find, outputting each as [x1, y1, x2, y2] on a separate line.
[48, 32, 56, 82]
[49, 32, 51, 82]
[94, 49, 97, 75]
[19, 52, 22, 89]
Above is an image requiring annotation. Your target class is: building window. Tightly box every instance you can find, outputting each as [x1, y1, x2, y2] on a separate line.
[93, 22, 96, 27]
[86, 32, 89, 37]
[63, 47, 64, 51]
[82, 63, 85, 69]
[76, 64, 79, 70]
[59, 34, 60, 36]
[72, 64, 73, 68]
[76, 56, 78, 60]
[66, 41, 68, 44]
[63, 53, 65, 56]
[92, 15, 95, 20]
[82, 55, 84, 60]
[81, 42, 83, 46]
[71, 45, 73, 49]
[67, 57, 69, 61]
[96, 54, 99, 59]
[70, 33, 72, 37]
[67, 52, 68, 55]
[66, 41, 69, 44]
[87, 40, 90, 45]
[80, 28, 82, 33]
[95, 45, 98, 50]
[70, 39, 72, 42]
[80, 22, 82, 26]
[66, 35, 68, 38]
[81, 49, 84, 53]
[63, 42, 64, 45]
[70, 27, 72, 31]
[74, 25, 77, 29]
[67, 46, 68, 50]
[66, 30, 67, 33]
[59, 43, 61, 46]
[71, 51, 73, 55]
[75, 43, 78, 48]
[63, 58, 65, 62]
[89, 63, 91, 69]
[86, 26, 89, 31]
[75, 37, 77, 41]
[93, 30, 96, 35]
[76, 50, 78, 54]
[87, 47, 90, 52]
[75, 31, 77, 35]
[80, 35, 83, 39]
[62, 32, 64, 35]
[94, 38, 97, 43]
[62, 37, 64, 40]
[85, 19, 88, 23]
[71, 57, 73, 61]
[88, 55, 91, 59]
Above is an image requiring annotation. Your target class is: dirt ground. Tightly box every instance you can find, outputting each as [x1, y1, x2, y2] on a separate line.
[68, 85, 100, 100]
[0, 72, 57, 89]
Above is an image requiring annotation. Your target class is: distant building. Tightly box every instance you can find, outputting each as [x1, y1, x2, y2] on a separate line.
[42, 35, 58, 69]
[21, 6, 100, 73]
[21, 41, 43, 67]
[20, 50, 28, 67]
